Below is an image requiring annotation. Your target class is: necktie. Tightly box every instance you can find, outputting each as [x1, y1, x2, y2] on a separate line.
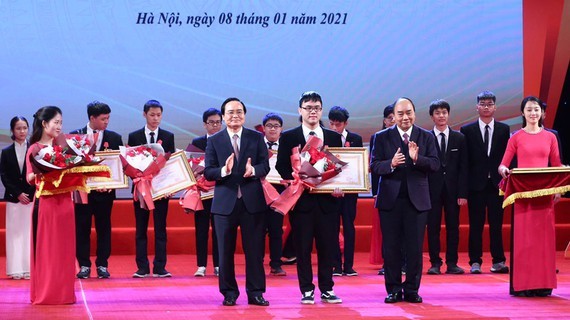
[150, 132, 155, 144]
[403, 133, 409, 145]
[439, 132, 446, 166]
[267, 141, 276, 150]
[232, 134, 240, 161]
[484, 125, 489, 156]
[309, 131, 316, 136]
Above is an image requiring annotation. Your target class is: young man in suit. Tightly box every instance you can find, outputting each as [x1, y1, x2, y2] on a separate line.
[262, 112, 287, 277]
[370, 97, 439, 304]
[460, 91, 510, 274]
[72, 101, 123, 279]
[204, 98, 270, 307]
[276, 91, 343, 305]
[328, 106, 363, 277]
[128, 100, 175, 278]
[188, 108, 222, 277]
[426, 99, 468, 275]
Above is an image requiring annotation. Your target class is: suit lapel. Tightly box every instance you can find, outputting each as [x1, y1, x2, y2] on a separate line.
[389, 127, 401, 149]
[296, 127, 306, 149]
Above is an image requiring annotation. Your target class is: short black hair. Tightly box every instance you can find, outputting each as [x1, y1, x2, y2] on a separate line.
[202, 108, 222, 123]
[299, 91, 322, 108]
[263, 112, 283, 126]
[221, 97, 246, 115]
[383, 104, 394, 118]
[477, 91, 496, 103]
[428, 99, 451, 116]
[328, 106, 349, 122]
[144, 100, 163, 113]
[87, 101, 111, 119]
[9, 116, 29, 141]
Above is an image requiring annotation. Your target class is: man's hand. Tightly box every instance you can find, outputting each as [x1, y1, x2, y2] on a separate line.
[225, 153, 235, 174]
[332, 187, 344, 198]
[243, 158, 254, 178]
[391, 147, 406, 168]
[17, 193, 31, 205]
[408, 141, 419, 163]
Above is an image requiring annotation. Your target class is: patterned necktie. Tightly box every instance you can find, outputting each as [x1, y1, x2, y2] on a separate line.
[403, 133, 409, 145]
[484, 125, 489, 156]
[439, 132, 446, 166]
[232, 134, 240, 161]
[150, 132, 155, 144]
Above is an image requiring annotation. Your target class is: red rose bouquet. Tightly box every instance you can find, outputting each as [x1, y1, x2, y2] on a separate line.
[120, 143, 170, 210]
[271, 135, 347, 215]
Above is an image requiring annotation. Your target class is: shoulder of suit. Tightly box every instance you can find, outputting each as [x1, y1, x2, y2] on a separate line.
[460, 121, 477, 130]
[105, 129, 122, 137]
[159, 128, 174, 136]
[1, 144, 13, 153]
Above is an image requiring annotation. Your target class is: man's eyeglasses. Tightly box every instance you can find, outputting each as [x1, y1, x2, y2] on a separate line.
[264, 124, 281, 129]
[226, 110, 244, 116]
[478, 103, 495, 108]
[300, 106, 323, 112]
[206, 120, 222, 126]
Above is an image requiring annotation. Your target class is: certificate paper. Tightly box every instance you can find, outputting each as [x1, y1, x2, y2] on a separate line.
[151, 151, 196, 200]
[86, 151, 129, 190]
[310, 147, 370, 193]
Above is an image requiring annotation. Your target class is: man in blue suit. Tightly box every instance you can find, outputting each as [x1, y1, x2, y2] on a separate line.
[370, 97, 439, 304]
[204, 97, 270, 307]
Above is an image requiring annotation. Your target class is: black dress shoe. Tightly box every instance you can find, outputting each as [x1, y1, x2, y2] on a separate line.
[384, 292, 403, 303]
[427, 265, 441, 275]
[223, 296, 237, 306]
[378, 268, 385, 275]
[248, 296, 269, 306]
[404, 293, 423, 303]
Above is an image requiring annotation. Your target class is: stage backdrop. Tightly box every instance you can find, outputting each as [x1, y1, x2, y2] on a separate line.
[0, 1, 522, 198]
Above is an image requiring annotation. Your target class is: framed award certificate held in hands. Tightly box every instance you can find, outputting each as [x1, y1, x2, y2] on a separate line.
[309, 147, 370, 193]
[151, 151, 196, 200]
[86, 151, 129, 190]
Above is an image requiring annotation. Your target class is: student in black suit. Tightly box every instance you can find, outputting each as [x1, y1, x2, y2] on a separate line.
[262, 112, 287, 277]
[426, 100, 468, 275]
[72, 101, 123, 279]
[460, 91, 510, 274]
[0, 116, 35, 280]
[128, 100, 175, 278]
[276, 91, 343, 305]
[370, 97, 439, 304]
[328, 106, 363, 277]
[204, 98, 270, 307]
[187, 108, 222, 277]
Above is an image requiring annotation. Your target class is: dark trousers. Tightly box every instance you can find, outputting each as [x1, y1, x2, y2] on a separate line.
[334, 194, 358, 270]
[75, 199, 114, 268]
[194, 199, 219, 268]
[265, 209, 284, 269]
[427, 185, 460, 267]
[134, 198, 169, 273]
[467, 179, 506, 265]
[214, 198, 266, 299]
[282, 226, 296, 259]
[290, 203, 338, 294]
[380, 198, 427, 295]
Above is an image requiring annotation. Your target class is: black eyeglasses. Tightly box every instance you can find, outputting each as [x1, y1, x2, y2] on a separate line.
[264, 124, 281, 129]
[300, 106, 322, 112]
[206, 120, 222, 125]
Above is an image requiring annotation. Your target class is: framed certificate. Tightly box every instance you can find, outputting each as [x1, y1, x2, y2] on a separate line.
[266, 149, 284, 184]
[86, 151, 129, 190]
[310, 147, 370, 193]
[151, 151, 196, 200]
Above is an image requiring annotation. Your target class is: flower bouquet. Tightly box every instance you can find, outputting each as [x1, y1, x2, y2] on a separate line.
[120, 143, 171, 210]
[270, 135, 347, 215]
[179, 152, 216, 213]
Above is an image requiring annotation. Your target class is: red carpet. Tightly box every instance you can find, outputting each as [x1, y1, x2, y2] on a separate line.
[1, 252, 569, 319]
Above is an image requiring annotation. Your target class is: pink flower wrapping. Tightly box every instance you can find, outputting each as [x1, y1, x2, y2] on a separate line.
[271, 135, 347, 215]
[179, 153, 215, 213]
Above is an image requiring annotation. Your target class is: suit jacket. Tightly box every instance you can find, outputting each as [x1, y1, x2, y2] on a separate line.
[460, 120, 509, 191]
[203, 127, 269, 215]
[0, 143, 35, 203]
[127, 127, 176, 153]
[345, 131, 363, 148]
[275, 126, 343, 213]
[370, 125, 439, 211]
[191, 135, 207, 151]
[428, 128, 469, 200]
[71, 127, 124, 200]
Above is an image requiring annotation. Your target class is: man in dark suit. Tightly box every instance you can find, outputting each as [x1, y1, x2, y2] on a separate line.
[204, 97, 270, 307]
[262, 112, 287, 277]
[187, 108, 222, 277]
[128, 99, 175, 278]
[328, 106, 363, 277]
[426, 99, 468, 275]
[276, 91, 343, 305]
[370, 97, 439, 304]
[460, 91, 510, 274]
[72, 101, 123, 279]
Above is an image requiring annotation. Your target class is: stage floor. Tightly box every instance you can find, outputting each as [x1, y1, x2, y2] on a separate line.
[1, 252, 569, 319]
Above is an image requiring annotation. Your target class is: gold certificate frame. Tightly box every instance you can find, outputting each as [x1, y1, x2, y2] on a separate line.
[151, 151, 196, 200]
[266, 149, 284, 185]
[310, 147, 370, 193]
[86, 151, 129, 190]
